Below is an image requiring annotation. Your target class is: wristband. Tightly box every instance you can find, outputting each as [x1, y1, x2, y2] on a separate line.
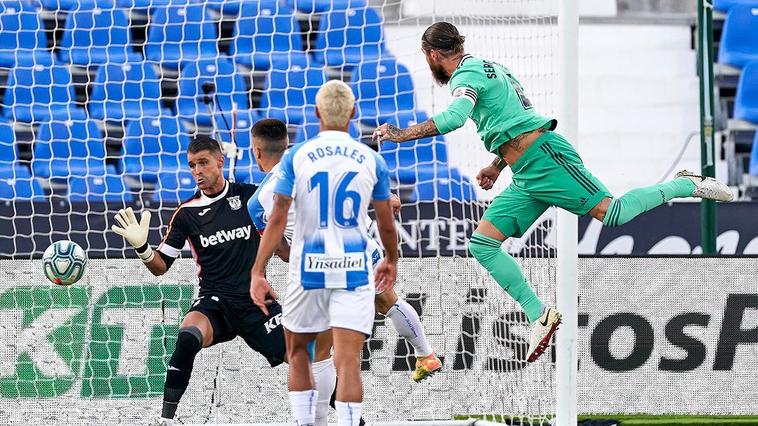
[135, 242, 155, 263]
[496, 158, 507, 171]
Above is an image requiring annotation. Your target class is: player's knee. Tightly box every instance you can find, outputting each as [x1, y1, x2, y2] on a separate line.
[173, 326, 203, 358]
[468, 232, 501, 264]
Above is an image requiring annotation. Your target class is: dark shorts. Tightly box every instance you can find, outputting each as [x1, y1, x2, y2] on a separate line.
[188, 293, 286, 367]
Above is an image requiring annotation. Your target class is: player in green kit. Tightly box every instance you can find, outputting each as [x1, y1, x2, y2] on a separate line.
[373, 22, 733, 363]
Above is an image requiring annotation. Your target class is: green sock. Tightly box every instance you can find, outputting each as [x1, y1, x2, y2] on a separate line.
[603, 177, 696, 227]
[468, 233, 543, 323]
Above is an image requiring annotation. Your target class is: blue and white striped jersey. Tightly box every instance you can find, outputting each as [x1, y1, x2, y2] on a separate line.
[275, 130, 391, 290]
[247, 162, 295, 243]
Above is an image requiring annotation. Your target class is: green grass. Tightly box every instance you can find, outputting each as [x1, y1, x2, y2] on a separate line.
[455, 414, 758, 425]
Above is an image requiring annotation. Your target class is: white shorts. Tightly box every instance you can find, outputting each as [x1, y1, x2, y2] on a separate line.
[281, 281, 376, 336]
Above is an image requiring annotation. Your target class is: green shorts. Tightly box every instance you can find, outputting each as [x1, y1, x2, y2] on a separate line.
[482, 131, 612, 238]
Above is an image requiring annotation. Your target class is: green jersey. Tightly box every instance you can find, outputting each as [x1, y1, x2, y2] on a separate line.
[431, 54, 556, 154]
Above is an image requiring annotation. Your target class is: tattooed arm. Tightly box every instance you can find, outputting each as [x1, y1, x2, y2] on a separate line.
[372, 119, 440, 144]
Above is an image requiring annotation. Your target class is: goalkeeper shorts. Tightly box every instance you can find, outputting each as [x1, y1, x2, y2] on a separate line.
[483, 131, 612, 238]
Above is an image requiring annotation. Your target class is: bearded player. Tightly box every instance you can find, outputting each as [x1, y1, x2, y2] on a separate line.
[372, 22, 733, 363]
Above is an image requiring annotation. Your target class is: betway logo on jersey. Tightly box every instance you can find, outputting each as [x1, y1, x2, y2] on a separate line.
[199, 225, 252, 248]
[304, 252, 365, 272]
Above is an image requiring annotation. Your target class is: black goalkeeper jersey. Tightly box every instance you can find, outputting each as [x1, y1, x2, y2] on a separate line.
[157, 181, 260, 299]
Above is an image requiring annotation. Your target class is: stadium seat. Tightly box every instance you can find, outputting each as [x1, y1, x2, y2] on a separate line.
[59, 2, 141, 66]
[288, 0, 366, 14]
[734, 61, 758, 123]
[0, 120, 16, 173]
[313, 5, 385, 68]
[718, 5, 758, 68]
[750, 131, 758, 176]
[0, 165, 45, 200]
[379, 111, 454, 184]
[32, 119, 107, 179]
[116, 0, 172, 12]
[145, 1, 219, 70]
[154, 170, 197, 202]
[122, 114, 190, 183]
[294, 112, 361, 144]
[351, 57, 415, 125]
[214, 109, 267, 183]
[89, 60, 162, 121]
[0, 1, 49, 67]
[206, 0, 243, 15]
[714, 0, 758, 13]
[68, 165, 133, 202]
[230, 0, 307, 71]
[411, 174, 477, 202]
[1, 56, 88, 123]
[260, 60, 327, 125]
[176, 56, 249, 127]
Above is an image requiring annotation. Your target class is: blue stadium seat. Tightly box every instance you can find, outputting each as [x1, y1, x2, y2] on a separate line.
[351, 57, 415, 125]
[206, 0, 243, 15]
[214, 109, 266, 183]
[116, 0, 172, 12]
[145, 1, 218, 70]
[0, 165, 45, 200]
[89, 60, 162, 121]
[0, 120, 16, 173]
[714, 0, 758, 13]
[154, 170, 197, 202]
[295, 111, 360, 144]
[231, 0, 307, 71]
[313, 5, 384, 68]
[718, 5, 758, 68]
[38, 0, 106, 11]
[288, 0, 366, 14]
[122, 114, 190, 183]
[32, 119, 107, 179]
[260, 60, 327, 125]
[734, 61, 758, 123]
[59, 2, 141, 65]
[1, 56, 88, 123]
[750, 131, 758, 176]
[68, 165, 133, 202]
[176, 56, 249, 127]
[0, 1, 49, 67]
[411, 174, 477, 202]
[379, 111, 454, 184]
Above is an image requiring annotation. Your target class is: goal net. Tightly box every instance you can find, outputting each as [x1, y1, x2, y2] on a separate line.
[0, 0, 561, 424]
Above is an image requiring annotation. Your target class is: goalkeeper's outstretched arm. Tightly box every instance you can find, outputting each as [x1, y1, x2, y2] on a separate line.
[111, 207, 170, 276]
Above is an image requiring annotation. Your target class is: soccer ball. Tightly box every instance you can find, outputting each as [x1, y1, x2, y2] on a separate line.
[42, 240, 87, 286]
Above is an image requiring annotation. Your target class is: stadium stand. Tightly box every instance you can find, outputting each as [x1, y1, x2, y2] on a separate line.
[734, 61, 758, 123]
[230, 0, 307, 71]
[59, 1, 141, 66]
[714, 0, 758, 13]
[32, 119, 107, 179]
[145, 2, 218, 70]
[0, 165, 45, 200]
[313, 4, 385, 68]
[2, 56, 88, 123]
[718, 5, 758, 68]
[260, 58, 327, 125]
[351, 56, 415, 126]
[68, 167, 133, 202]
[288, 0, 367, 14]
[0, 1, 477, 201]
[89, 60, 162, 121]
[0, 1, 48, 67]
[176, 56, 249, 127]
[121, 114, 189, 183]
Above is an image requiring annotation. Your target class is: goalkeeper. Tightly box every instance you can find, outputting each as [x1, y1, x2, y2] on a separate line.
[373, 22, 733, 363]
[111, 136, 288, 426]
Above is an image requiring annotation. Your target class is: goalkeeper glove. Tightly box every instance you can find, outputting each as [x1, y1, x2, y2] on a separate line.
[111, 207, 154, 263]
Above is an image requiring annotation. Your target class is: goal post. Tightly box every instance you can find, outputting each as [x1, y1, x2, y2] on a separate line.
[556, 1, 579, 425]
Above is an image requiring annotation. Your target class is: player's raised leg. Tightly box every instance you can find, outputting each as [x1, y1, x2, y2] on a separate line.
[158, 311, 214, 425]
[375, 289, 441, 382]
[594, 170, 732, 227]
